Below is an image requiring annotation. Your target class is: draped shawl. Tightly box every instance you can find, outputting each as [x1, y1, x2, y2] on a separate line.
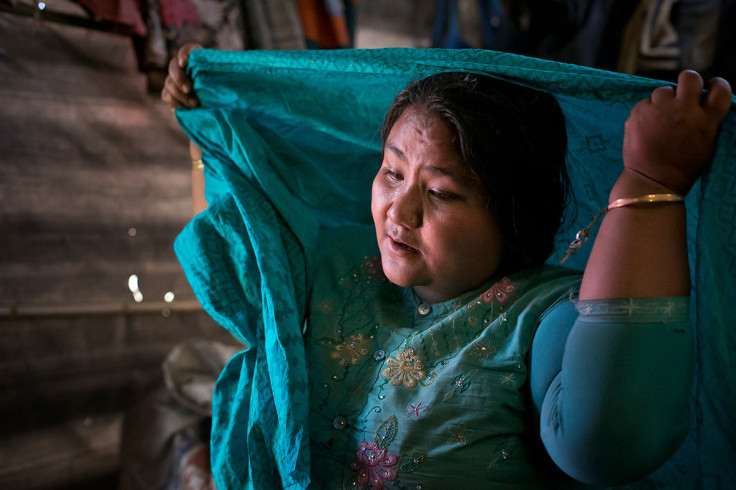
[173, 48, 736, 489]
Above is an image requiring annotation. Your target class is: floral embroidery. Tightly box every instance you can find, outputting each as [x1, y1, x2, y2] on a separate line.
[362, 255, 387, 282]
[381, 347, 427, 388]
[348, 416, 426, 489]
[443, 369, 478, 402]
[500, 372, 516, 385]
[486, 437, 519, 469]
[330, 334, 370, 366]
[468, 340, 496, 359]
[349, 440, 398, 489]
[405, 401, 428, 420]
[480, 277, 516, 305]
[447, 423, 472, 445]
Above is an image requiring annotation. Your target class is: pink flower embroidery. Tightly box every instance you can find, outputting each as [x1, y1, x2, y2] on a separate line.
[480, 277, 516, 305]
[405, 401, 428, 419]
[349, 440, 398, 489]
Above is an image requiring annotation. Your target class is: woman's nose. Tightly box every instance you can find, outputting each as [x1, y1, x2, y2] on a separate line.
[387, 186, 422, 228]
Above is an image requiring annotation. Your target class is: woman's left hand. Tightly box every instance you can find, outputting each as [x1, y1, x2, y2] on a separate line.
[161, 43, 203, 110]
[623, 70, 732, 195]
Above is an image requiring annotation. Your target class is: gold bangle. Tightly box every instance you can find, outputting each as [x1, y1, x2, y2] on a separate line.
[192, 158, 204, 170]
[560, 193, 684, 263]
[607, 193, 684, 210]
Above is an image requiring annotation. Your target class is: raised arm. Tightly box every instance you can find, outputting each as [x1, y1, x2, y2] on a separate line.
[534, 71, 732, 485]
[161, 43, 208, 215]
[579, 71, 732, 300]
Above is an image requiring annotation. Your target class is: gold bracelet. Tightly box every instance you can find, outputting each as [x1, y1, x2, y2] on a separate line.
[192, 158, 204, 170]
[607, 193, 684, 210]
[560, 193, 684, 263]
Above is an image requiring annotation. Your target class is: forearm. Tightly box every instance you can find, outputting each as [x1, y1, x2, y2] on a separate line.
[190, 140, 208, 215]
[579, 169, 689, 300]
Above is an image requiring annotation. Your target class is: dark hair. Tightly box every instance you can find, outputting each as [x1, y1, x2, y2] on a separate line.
[381, 72, 569, 273]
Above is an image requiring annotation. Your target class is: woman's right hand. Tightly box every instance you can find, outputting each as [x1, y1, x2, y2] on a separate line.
[161, 43, 203, 109]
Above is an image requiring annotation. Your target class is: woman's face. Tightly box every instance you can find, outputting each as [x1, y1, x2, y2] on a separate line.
[371, 107, 505, 304]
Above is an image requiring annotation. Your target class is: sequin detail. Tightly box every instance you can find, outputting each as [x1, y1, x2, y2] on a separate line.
[330, 334, 370, 366]
[381, 347, 427, 388]
[405, 401, 428, 420]
[349, 440, 398, 489]
[447, 423, 472, 445]
[443, 369, 479, 402]
[348, 416, 426, 489]
[480, 277, 516, 305]
[468, 340, 496, 359]
[486, 437, 519, 469]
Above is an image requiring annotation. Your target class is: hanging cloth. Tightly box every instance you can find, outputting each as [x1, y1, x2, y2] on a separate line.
[173, 48, 736, 489]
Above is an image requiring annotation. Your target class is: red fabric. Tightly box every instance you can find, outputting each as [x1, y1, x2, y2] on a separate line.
[158, 0, 201, 29]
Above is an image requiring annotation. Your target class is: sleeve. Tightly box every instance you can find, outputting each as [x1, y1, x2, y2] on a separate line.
[530, 297, 694, 486]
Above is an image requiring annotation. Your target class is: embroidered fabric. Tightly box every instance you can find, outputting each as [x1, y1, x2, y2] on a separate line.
[575, 297, 689, 322]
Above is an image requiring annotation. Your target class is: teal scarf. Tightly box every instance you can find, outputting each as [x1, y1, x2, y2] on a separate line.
[174, 48, 736, 488]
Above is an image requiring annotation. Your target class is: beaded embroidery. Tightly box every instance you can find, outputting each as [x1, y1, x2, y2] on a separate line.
[480, 277, 517, 305]
[468, 340, 496, 359]
[347, 415, 426, 489]
[447, 423, 472, 445]
[443, 369, 479, 402]
[486, 437, 519, 470]
[381, 347, 427, 388]
[405, 401, 428, 420]
[329, 334, 370, 366]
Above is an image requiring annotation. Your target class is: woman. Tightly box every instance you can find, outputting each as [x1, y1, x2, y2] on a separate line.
[163, 46, 732, 488]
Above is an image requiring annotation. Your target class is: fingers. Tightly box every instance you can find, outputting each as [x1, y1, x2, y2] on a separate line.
[161, 69, 193, 108]
[650, 85, 674, 104]
[161, 48, 200, 109]
[703, 77, 733, 123]
[675, 70, 704, 104]
[177, 43, 203, 95]
[651, 70, 732, 125]
[168, 54, 192, 95]
[177, 43, 202, 70]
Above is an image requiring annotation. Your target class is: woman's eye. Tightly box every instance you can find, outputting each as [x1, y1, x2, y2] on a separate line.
[384, 169, 401, 181]
[429, 189, 455, 201]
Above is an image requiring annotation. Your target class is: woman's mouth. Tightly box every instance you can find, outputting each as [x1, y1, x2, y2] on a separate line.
[388, 236, 419, 255]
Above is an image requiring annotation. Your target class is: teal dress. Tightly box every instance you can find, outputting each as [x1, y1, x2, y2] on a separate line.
[173, 48, 736, 488]
[305, 226, 690, 489]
